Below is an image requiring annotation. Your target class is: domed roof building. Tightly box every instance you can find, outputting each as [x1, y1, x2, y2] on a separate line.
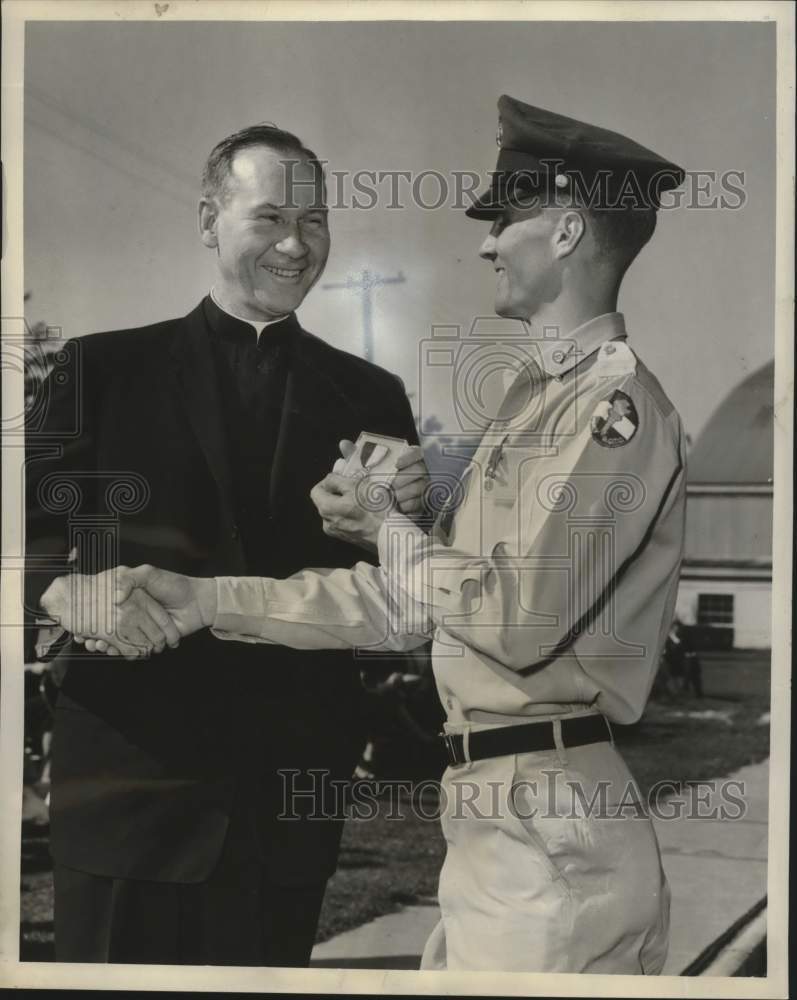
[686, 362, 774, 486]
[675, 361, 774, 648]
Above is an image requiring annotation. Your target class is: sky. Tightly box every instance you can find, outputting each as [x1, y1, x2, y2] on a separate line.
[23, 18, 776, 444]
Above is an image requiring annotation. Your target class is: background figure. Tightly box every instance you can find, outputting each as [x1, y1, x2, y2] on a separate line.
[21, 665, 55, 826]
[659, 620, 704, 699]
[680, 625, 704, 697]
[661, 620, 687, 696]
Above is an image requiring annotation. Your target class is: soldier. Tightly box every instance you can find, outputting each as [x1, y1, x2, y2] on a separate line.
[76, 96, 688, 973]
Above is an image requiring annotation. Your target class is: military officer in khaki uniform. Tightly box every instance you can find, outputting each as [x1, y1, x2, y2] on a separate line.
[80, 96, 687, 974]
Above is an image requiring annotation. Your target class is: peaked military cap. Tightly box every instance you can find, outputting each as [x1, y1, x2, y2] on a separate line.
[467, 95, 685, 219]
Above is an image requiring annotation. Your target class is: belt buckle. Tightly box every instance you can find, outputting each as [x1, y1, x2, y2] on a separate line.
[440, 731, 465, 767]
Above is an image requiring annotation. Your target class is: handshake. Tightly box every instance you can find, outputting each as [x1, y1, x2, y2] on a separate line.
[38, 440, 429, 660]
[40, 565, 216, 659]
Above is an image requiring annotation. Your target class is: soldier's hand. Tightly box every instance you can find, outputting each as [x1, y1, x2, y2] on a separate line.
[332, 438, 358, 474]
[332, 439, 430, 517]
[78, 566, 217, 656]
[393, 445, 429, 516]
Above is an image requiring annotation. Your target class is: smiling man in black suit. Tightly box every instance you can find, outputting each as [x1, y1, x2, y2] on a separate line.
[26, 124, 425, 966]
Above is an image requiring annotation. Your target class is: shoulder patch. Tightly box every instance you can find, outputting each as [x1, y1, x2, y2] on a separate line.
[590, 390, 639, 448]
[595, 340, 637, 377]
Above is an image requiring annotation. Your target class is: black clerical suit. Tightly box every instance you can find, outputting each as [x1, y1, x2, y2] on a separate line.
[25, 296, 419, 965]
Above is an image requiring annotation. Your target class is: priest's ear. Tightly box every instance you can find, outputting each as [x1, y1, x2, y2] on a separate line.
[198, 198, 219, 249]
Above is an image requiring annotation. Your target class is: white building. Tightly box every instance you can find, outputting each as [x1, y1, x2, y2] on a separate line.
[675, 361, 773, 649]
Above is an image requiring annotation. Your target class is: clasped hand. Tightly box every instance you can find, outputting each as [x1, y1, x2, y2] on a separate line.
[311, 439, 429, 551]
[40, 565, 214, 660]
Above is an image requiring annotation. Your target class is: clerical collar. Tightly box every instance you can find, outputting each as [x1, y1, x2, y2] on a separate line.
[209, 288, 290, 337]
[204, 290, 296, 349]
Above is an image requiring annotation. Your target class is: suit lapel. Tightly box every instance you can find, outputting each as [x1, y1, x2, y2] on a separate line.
[170, 305, 364, 528]
[169, 302, 238, 534]
[269, 325, 364, 515]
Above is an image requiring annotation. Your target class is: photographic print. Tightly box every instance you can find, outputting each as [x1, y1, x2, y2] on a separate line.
[1, 2, 792, 997]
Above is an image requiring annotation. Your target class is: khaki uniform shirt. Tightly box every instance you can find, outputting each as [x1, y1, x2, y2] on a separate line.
[213, 312, 686, 725]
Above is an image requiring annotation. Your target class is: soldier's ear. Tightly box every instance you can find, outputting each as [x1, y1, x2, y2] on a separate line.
[551, 209, 585, 260]
[198, 198, 219, 249]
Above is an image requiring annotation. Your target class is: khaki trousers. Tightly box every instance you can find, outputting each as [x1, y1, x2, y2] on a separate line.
[421, 714, 670, 973]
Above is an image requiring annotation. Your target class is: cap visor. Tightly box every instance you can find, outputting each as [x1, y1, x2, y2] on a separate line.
[465, 185, 503, 219]
[465, 171, 544, 219]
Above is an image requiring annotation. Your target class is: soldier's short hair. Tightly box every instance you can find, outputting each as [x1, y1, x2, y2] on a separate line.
[585, 205, 658, 272]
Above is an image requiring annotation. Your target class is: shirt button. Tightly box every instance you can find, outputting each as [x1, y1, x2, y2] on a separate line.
[231, 523, 240, 540]
[605, 344, 616, 355]
[446, 697, 454, 710]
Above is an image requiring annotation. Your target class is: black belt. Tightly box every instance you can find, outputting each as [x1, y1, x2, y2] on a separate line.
[440, 713, 612, 767]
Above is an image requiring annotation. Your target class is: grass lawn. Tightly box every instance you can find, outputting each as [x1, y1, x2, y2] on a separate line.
[19, 651, 771, 959]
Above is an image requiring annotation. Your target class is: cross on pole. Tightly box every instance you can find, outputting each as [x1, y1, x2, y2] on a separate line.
[322, 268, 406, 363]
